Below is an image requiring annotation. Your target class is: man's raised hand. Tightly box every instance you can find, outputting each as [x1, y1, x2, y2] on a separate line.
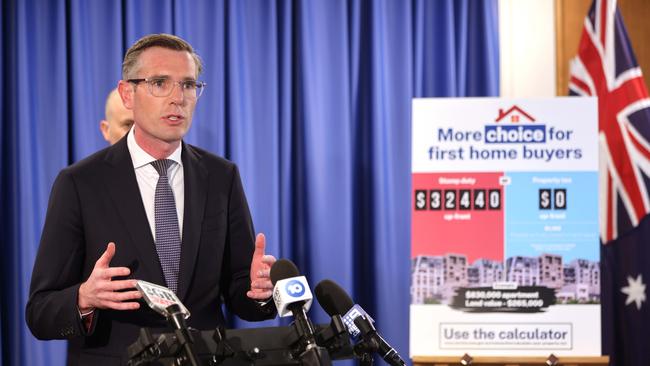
[247, 233, 276, 300]
[78, 242, 141, 312]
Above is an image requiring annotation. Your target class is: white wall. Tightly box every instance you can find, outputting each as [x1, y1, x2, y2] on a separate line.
[499, 0, 557, 97]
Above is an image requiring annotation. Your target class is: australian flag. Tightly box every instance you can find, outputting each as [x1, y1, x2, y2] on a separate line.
[569, 0, 650, 364]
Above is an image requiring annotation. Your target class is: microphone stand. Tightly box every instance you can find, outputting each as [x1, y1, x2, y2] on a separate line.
[315, 315, 355, 360]
[211, 325, 236, 365]
[352, 316, 382, 366]
[166, 304, 200, 366]
[352, 334, 378, 366]
[352, 315, 406, 366]
[287, 304, 332, 366]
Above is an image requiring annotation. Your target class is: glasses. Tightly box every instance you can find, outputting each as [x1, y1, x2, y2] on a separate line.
[128, 78, 206, 99]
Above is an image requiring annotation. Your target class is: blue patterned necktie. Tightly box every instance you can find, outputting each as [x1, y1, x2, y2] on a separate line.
[151, 159, 181, 293]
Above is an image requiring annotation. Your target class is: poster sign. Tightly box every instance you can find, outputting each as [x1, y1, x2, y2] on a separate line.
[410, 97, 600, 356]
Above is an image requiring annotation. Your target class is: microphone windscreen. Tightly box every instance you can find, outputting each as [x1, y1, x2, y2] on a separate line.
[314, 279, 355, 316]
[270, 258, 300, 285]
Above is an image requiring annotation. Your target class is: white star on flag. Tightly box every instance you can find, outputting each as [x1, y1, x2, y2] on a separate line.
[621, 274, 646, 310]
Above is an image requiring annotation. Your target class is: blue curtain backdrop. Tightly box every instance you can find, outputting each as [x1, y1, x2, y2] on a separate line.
[0, 0, 499, 365]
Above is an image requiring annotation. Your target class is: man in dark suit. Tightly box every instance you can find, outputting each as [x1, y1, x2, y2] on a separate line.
[26, 34, 276, 365]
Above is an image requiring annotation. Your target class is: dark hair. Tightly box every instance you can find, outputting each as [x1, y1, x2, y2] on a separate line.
[122, 33, 203, 79]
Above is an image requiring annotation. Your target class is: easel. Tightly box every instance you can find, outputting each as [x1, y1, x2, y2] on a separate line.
[412, 355, 609, 366]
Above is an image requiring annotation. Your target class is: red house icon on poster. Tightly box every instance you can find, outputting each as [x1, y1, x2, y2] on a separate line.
[495, 105, 536, 123]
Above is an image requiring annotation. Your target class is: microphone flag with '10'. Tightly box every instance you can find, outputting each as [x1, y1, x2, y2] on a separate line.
[270, 259, 332, 366]
[270, 259, 313, 317]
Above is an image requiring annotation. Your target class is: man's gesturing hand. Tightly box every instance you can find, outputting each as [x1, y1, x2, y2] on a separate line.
[247, 233, 276, 300]
[78, 242, 142, 313]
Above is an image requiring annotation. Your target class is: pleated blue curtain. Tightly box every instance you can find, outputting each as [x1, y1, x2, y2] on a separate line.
[414, 0, 500, 97]
[0, 1, 499, 365]
[2, 1, 71, 365]
[0, 0, 4, 362]
[68, 0, 125, 161]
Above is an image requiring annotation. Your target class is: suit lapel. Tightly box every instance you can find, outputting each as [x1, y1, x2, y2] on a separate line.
[177, 143, 207, 301]
[103, 138, 166, 285]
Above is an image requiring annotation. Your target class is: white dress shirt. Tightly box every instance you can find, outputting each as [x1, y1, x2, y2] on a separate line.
[127, 127, 184, 241]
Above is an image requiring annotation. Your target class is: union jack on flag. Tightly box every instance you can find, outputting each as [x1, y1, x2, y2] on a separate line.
[569, 0, 650, 243]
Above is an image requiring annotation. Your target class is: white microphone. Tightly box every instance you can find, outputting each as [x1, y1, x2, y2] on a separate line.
[272, 275, 313, 317]
[270, 259, 319, 353]
[270, 259, 314, 318]
[135, 280, 191, 319]
[270, 260, 332, 366]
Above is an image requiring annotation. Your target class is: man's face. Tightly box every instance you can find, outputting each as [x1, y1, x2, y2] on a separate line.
[100, 92, 134, 145]
[120, 47, 198, 150]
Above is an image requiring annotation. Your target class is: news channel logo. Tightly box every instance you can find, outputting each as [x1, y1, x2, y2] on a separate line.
[342, 305, 364, 337]
[285, 279, 306, 297]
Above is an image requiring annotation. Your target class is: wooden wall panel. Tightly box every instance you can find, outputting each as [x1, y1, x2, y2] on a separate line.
[555, 0, 650, 96]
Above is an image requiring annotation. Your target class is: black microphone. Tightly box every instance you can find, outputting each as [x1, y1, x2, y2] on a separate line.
[314, 279, 406, 366]
[271, 259, 331, 366]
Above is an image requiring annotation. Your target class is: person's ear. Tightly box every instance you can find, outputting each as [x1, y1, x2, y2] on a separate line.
[100, 120, 110, 142]
[118, 80, 134, 110]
